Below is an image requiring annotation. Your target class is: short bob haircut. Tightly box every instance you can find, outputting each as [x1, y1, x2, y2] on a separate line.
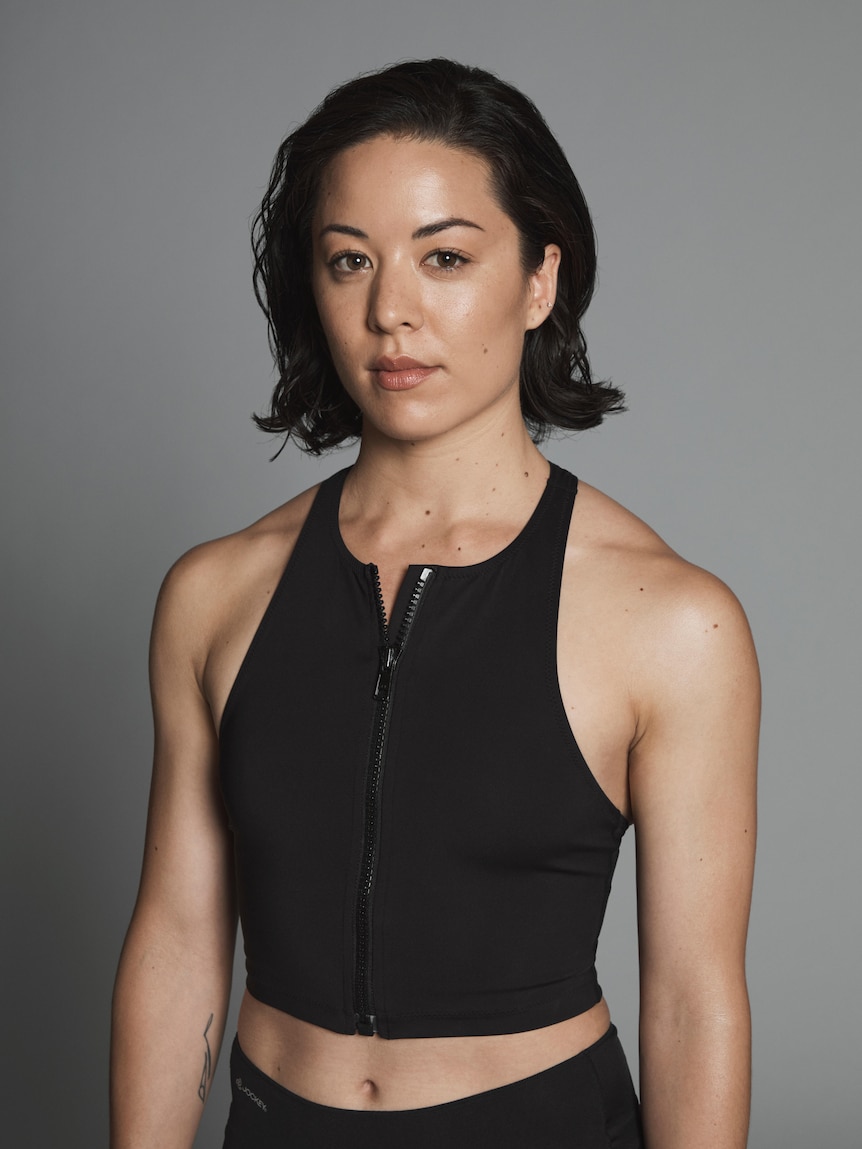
[252, 58, 625, 455]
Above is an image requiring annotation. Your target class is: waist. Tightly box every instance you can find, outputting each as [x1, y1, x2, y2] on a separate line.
[236, 991, 613, 1110]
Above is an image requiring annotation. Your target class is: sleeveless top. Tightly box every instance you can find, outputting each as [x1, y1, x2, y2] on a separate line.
[219, 462, 630, 1040]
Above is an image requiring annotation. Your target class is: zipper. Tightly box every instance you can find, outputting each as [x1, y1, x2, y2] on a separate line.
[354, 564, 435, 1036]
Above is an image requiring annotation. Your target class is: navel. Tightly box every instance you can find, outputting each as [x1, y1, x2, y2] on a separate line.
[359, 1077, 379, 1100]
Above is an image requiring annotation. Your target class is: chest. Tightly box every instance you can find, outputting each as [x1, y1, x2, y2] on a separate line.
[220, 551, 628, 855]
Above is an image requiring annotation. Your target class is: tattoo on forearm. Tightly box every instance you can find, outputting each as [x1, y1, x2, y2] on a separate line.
[198, 1013, 214, 1103]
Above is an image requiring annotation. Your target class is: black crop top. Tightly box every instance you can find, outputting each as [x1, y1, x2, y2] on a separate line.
[219, 463, 629, 1040]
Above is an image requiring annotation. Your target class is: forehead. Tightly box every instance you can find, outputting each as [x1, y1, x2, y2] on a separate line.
[314, 135, 507, 232]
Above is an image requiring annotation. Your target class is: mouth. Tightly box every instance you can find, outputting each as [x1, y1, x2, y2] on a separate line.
[370, 355, 438, 391]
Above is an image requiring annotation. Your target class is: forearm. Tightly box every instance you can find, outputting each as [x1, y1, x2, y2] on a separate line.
[639, 992, 751, 1149]
[110, 915, 234, 1149]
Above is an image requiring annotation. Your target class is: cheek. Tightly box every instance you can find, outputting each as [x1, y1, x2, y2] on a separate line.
[463, 282, 531, 354]
[442, 278, 527, 339]
[314, 290, 359, 358]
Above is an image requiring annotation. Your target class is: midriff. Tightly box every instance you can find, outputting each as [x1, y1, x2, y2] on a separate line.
[236, 990, 613, 1110]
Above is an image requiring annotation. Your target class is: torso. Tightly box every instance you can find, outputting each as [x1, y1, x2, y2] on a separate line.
[198, 462, 684, 1109]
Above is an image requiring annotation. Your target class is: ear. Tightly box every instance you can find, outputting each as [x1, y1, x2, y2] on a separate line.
[525, 244, 562, 330]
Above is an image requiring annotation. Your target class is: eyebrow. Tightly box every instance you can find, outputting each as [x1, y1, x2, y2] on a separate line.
[318, 217, 485, 241]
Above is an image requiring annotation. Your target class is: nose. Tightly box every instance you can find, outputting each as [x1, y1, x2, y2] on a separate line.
[366, 258, 423, 333]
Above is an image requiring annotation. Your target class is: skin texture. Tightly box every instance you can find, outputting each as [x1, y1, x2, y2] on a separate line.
[111, 136, 758, 1147]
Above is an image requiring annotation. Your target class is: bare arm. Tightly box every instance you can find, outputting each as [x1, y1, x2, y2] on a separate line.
[631, 573, 759, 1148]
[111, 552, 237, 1149]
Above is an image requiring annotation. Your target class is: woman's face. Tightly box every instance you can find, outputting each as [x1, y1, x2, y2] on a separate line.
[311, 134, 558, 446]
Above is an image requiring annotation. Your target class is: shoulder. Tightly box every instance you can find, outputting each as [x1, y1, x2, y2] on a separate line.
[150, 482, 322, 680]
[568, 478, 751, 621]
[566, 480, 758, 723]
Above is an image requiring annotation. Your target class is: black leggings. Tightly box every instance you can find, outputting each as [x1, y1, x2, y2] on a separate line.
[222, 1025, 643, 1148]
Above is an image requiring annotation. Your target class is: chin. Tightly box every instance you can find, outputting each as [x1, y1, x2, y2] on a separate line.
[353, 381, 521, 448]
[355, 395, 450, 443]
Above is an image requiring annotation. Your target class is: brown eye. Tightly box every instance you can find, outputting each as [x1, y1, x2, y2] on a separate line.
[331, 251, 371, 272]
[426, 249, 468, 271]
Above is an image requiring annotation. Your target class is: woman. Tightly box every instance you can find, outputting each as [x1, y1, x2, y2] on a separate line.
[111, 59, 759, 1148]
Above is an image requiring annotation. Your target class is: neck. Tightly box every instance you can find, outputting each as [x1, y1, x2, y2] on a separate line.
[346, 410, 550, 524]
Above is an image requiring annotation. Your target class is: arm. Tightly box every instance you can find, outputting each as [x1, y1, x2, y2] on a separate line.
[111, 552, 237, 1149]
[630, 573, 759, 1148]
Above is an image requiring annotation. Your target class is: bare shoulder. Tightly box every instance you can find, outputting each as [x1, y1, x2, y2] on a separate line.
[151, 483, 321, 683]
[567, 481, 758, 709]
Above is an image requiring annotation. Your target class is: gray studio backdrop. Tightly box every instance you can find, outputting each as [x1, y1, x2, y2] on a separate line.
[3, 2, 860, 1146]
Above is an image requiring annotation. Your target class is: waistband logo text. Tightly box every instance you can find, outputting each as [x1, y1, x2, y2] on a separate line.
[235, 1076, 268, 1112]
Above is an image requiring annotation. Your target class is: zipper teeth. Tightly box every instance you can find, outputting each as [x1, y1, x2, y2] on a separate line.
[354, 565, 434, 1031]
[354, 683, 390, 1022]
[394, 570, 430, 646]
[371, 565, 389, 642]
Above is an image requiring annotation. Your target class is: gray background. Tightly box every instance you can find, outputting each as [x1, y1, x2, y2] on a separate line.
[2, 1, 860, 1145]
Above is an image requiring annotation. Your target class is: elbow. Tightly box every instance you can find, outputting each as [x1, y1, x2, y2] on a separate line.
[640, 968, 751, 1039]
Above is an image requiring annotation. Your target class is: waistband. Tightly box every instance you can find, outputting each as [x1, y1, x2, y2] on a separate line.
[224, 1025, 643, 1148]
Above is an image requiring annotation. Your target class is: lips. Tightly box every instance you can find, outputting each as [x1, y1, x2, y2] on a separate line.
[370, 355, 438, 391]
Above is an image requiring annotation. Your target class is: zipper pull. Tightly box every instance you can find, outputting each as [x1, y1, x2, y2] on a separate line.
[355, 1013, 378, 1036]
[373, 645, 397, 700]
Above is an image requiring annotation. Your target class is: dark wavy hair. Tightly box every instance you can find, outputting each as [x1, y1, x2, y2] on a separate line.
[252, 58, 625, 454]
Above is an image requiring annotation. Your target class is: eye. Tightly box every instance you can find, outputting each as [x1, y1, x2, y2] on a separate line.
[329, 250, 371, 272]
[424, 249, 469, 271]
